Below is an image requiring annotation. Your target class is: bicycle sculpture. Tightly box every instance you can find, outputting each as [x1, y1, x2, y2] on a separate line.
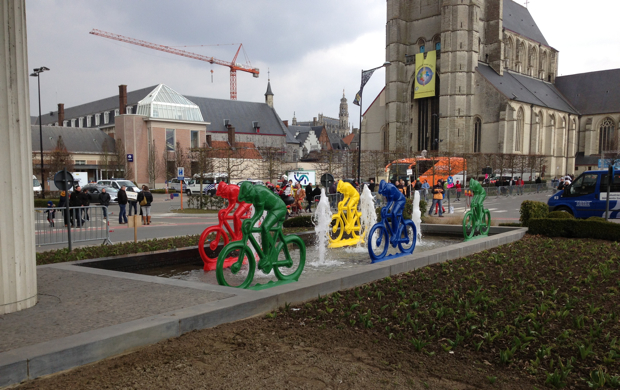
[462, 179, 491, 241]
[216, 182, 306, 290]
[198, 182, 252, 271]
[367, 180, 417, 262]
[328, 181, 363, 248]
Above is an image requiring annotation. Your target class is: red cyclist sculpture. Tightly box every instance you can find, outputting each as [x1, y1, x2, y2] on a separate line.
[198, 182, 252, 271]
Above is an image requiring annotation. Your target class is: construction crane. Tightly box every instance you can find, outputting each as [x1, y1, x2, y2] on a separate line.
[89, 29, 259, 100]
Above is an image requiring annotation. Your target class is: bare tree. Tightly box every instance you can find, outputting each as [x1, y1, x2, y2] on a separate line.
[100, 141, 112, 180]
[147, 139, 164, 188]
[313, 149, 344, 180]
[213, 144, 249, 182]
[190, 143, 215, 208]
[255, 146, 284, 183]
[45, 136, 74, 180]
[175, 141, 189, 175]
[111, 139, 131, 179]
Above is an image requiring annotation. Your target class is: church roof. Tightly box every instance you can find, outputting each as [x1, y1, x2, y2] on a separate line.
[503, 0, 549, 46]
[265, 80, 273, 96]
[288, 125, 314, 145]
[179, 95, 288, 137]
[208, 140, 262, 160]
[555, 69, 620, 115]
[31, 125, 116, 154]
[284, 128, 300, 144]
[477, 63, 578, 114]
[342, 132, 358, 146]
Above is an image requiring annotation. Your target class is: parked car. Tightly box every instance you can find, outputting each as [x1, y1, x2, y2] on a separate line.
[235, 179, 265, 187]
[96, 178, 140, 193]
[547, 170, 620, 218]
[33, 175, 42, 195]
[81, 185, 119, 204]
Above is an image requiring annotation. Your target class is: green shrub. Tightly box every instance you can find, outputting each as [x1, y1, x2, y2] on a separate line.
[528, 219, 620, 241]
[34, 198, 60, 208]
[587, 216, 611, 223]
[547, 211, 575, 219]
[185, 195, 226, 210]
[283, 215, 314, 228]
[520, 200, 549, 226]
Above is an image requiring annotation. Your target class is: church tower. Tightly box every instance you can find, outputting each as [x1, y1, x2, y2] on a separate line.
[339, 90, 349, 136]
[265, 79, 274, 108]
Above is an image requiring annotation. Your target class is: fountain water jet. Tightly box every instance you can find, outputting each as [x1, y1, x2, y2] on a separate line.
[357, 185, 377, 248]
[411, 190, 422, 241]
[312, 188, 333, 263]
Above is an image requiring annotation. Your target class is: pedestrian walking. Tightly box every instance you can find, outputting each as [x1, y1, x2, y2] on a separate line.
[518, 177, 525, 195]
[536, 176, 542, 193]
[46, 200, 55, 227]
[421, 179, 430, 201]
[329, 180, 338, 209]
[368, 179, 375, 192]
[58, 190, 69, 227]
[127, 190, 138, 216]
[431, 180, 444, 217]
[118, 185, 128, 224]
[293, 183, 305, 215]
[137, 185, 154, 225]
[99, 188, 111, 220]
[80, 187, 90, 223]
[455, 180, 462, 201]
[69, 186, 82, 227]
[305, 183, 314, 212]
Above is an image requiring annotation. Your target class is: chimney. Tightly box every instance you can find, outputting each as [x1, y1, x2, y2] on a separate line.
[283, 120, 288, 128]
[58, 103, 65, 126]
[119, 85, 127, 115]
[227, 125, 236, 147]
[206, 134, 212, 148]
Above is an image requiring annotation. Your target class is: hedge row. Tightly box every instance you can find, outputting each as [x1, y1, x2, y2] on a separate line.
[528, 218, 620, 241]
[519, 200, 549, 226]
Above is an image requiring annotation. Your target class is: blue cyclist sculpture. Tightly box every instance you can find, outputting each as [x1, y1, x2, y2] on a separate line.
[367, 180, 417, 262]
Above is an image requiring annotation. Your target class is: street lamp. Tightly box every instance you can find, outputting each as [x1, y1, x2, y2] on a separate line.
[357, 61, 390, 186]
[30, 66, 50, 198]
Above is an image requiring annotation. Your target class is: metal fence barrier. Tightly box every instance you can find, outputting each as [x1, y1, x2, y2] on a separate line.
[35, 205, 112, 247]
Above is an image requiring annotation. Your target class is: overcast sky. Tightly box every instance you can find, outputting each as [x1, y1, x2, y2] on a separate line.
[26, 0, 620, 128]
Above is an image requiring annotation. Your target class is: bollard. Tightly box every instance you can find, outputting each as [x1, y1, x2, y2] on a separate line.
[128, 214, 142, 243]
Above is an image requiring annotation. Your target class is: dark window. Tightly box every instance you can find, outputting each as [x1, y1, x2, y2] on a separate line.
[568, 173, 598, 197]
[600, 173, 620, 193]
[474, 118, 482, 153]
[599, 118, 615, 154]
[191, 131, 199, 149]
[166, 129, 175, 151]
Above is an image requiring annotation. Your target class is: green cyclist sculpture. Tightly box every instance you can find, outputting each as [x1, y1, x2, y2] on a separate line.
[216, 181, 306, 290]
[462, 179, 491, 241]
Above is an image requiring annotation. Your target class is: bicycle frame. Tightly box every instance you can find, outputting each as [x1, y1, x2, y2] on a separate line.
[328, 201, 362, 249]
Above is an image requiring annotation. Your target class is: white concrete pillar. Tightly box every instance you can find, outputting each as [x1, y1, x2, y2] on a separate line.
[0, 0, 38, 314]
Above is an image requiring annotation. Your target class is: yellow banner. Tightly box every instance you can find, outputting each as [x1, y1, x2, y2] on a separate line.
[414, 50, 436, 99]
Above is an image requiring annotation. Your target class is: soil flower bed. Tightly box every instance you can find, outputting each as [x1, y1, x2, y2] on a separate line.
[275, 236, 620, 388]
[19, 236, 620, 389]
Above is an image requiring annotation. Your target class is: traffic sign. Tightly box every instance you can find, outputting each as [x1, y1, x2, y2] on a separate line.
[177, 167, 185, 180]
[127, 154, 134, 162]
[447, 176, 454, 185]
[53, 170, 74, 191]
[406, 169, 413, 176]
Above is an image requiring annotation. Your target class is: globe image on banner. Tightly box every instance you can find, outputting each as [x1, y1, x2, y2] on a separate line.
[417, 67, 434, 86]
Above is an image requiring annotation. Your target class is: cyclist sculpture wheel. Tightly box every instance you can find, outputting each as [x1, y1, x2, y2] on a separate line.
[367, 180, 417, 262]
[198, 182, 251, 271]
[216, 182, 306, 289]
[328, 180, 363, 248]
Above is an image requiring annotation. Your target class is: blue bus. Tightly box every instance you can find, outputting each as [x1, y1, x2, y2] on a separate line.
[547, 170, 620, 219]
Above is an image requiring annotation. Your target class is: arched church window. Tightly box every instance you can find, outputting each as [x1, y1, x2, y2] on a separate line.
[504, 38, 513, 70]
[516, 108, 524, 152]
[473, 117, 482, 153]
[435, 42, 441, 51]
[420, 45, 425, 53]
[599, 118, 616, 154]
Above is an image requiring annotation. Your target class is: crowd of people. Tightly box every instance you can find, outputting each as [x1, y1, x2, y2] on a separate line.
[46, 185, 154, 228]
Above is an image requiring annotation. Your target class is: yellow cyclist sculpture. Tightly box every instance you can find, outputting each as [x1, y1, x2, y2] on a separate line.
[328, 180, 363, 248]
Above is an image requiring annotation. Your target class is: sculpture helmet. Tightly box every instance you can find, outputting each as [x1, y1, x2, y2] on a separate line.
[215, 181, 230, 197]
[378, 180, 388, 195]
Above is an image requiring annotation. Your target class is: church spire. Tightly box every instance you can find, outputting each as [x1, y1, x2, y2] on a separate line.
[265, 69, 274, 108]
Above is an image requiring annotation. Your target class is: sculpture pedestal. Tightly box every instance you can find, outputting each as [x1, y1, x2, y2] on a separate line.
[0, 0, 38, 314]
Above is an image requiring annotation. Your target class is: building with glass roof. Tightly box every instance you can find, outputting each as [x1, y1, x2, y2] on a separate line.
[135, 84, 204, 122]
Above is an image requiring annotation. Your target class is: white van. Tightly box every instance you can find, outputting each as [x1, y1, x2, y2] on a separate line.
[33, 175, 42, 195]
[170, 173, 229, 196]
